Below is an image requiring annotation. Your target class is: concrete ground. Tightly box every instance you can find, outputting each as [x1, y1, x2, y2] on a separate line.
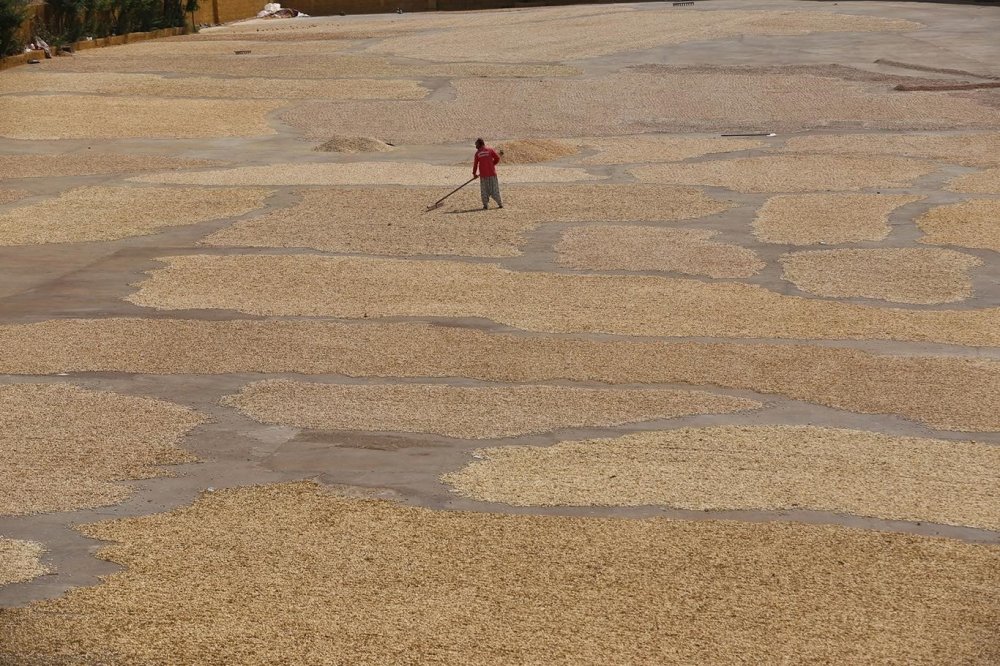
[0, 0, 998, 662]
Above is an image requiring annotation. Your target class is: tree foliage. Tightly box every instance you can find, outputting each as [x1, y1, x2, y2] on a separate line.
[0, 0, 30, 56]
[22, 0, 186, 49]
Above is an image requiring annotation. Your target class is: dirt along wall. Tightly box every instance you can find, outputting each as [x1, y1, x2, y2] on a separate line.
[195, 0, 608, 24]
[189, 0, 432, 24]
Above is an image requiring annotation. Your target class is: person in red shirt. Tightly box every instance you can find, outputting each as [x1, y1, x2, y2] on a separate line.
[472, 138, 503, 210]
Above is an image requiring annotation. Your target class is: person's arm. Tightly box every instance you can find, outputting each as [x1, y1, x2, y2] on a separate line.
[492, 149, 501, 166]
[472, 154, 479, 178]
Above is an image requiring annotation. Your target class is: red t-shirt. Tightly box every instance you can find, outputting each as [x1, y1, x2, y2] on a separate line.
[473, 147, 501, 177]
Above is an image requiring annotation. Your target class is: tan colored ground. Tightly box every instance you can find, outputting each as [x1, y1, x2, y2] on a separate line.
[130, 162, 596, 186]
[0, 96, 282, 139]
[39, 51, 578, 79]
[188, 25, 408, 42]
[202, 185, 733, 257]
[948, 168, 1000, 194]
[127, 255, 1000, 347]
[782, 132, 1000, 167]
[444, 426, 1000, 530]
[223, 380, 760, 439]
[0, 186, 270, 245]
[0, 71, 427, 100]
[74, 38, 355, 56]
[164, 6, 639, 45]
[314, 135, 394, 153]
[0, 190, 29, 205]
[556, 226, 765, 278]
[212, 4, 755, 41]
[189, 29, 387, 41]
[320, 61, 588, 80]
[0, 539, 47, 587]
[284, 73, 1000, 143]
[631, 155, 936, 193]
[366, 9, 919, 62]
[0, 152, 226, 180]
[0, 3, 997, 661]
[0, 319, 995, 432]
[1, 5, 998, 653]
[918, 200, 1000, 252]
[780, 248, 981, 304]
[753, 193, 922, 244]
[2, 483, 997, 665]
[504, 184, 734, 221]
[203, 187, 533, 257]
[495, 139, 578, 164]
[579, 135, 765, 165]
[35, 52, 392, 78]
[0, 383, 203, 516]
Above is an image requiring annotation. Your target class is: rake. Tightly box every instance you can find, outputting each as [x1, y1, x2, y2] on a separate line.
[425, 177, 476, 211]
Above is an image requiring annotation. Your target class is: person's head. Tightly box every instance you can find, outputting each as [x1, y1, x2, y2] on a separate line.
[475, 138, 485, 149]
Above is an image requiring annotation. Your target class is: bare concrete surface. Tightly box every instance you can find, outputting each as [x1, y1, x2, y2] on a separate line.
[0, 4, 998, 660]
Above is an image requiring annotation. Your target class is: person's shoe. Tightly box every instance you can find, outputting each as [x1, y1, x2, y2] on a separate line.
[483, 204, 488, 210]
[498, 204, 503, 208]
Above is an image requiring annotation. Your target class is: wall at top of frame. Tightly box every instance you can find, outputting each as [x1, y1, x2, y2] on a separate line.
[194, 0, 611, 26]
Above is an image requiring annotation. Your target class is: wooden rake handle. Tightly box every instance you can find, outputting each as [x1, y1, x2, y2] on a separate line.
[427, 177, 477, 210]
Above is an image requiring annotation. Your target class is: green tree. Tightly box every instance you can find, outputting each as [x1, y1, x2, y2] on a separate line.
[0, 0, 30, 56]
[162, 0, 184, 28]
[184, 0, 198, 32]
[83, 0, 116, 37]
[46, 0, 87, 42]
[102, 0, 157, 34]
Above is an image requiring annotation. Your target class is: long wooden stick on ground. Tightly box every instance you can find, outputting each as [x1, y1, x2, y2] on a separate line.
[425, 177, 476, 211]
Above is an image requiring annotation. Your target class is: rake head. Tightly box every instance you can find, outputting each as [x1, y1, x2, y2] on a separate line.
[424, 176, 477, 213]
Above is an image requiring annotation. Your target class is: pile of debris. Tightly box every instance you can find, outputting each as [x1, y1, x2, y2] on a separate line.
[257, 3, 309, 18]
